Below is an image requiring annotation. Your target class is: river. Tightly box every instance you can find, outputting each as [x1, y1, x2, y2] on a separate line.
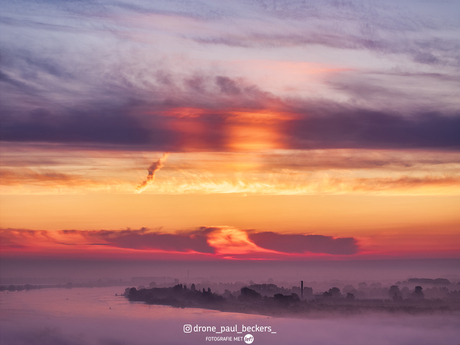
[1, 287, 459, 344]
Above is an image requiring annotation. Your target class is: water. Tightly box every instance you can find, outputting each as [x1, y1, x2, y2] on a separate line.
[1, 287, 459, 345]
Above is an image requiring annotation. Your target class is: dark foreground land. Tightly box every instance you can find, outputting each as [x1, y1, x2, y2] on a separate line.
[124, 282, 460, 317]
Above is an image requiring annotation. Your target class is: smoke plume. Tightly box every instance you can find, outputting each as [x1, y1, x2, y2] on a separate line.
[135, 153, 169, 193]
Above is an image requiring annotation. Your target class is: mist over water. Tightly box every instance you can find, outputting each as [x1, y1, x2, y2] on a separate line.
[2, 258, 459, 284]
[3, 216, 458, 343]
[1, 287, 459, 345]
[1, 259, 460, 344]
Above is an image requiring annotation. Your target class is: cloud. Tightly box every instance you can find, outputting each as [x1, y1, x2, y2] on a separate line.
[2, 228, 220, 254]
[327, 70, 460, 113]
[135, 153, 169, 193]
[141, 174, 450, 195]
[248, 232, 359, 255]
[0, 169, 92, 187]
[0, 228, 215, 254]
[285, 105, 460, 150]
[2, 94, 459, 152]
[0, 227, 360, 258]
[1, 18, 459, 154]
[0, 105, 163, 147]
[194, 32, 460, 68]
[90, 228, 214, 253]
[257, 149, 460, 172]
[1, 147, 459, 196]
[0, 72, 277, 151]
[205, 226, 266, 255]
[2, 3, 457, 154]
[349, 175, 460, 192]
[189, 1, 460, 68]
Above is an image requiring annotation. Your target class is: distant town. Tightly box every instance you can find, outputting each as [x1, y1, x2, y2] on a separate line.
[3, 276, 460, 316]
[123, 278, 460, 317]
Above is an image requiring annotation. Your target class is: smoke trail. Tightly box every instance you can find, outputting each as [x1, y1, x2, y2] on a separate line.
[136, 153, 169, 193]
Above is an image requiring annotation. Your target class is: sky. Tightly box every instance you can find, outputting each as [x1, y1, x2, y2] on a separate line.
[1, 0, 460, 262]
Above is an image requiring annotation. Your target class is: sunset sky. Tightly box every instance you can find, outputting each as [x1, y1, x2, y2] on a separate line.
[1, 0, 459, 262]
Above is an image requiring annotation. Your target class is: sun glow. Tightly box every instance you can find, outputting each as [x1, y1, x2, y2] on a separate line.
[206, 227, 270, 255]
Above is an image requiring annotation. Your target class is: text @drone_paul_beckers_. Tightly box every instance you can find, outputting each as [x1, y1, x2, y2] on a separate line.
[183, 324, 277, 334]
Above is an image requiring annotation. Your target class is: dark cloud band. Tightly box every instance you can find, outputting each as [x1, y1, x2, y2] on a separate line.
[0, 228, 360, 256]
[2, 100, 459, 151]
[248, 232, 359, 255]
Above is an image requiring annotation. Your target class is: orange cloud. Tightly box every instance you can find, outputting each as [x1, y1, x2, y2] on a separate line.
[2, 146, 460, 196]
[226, 110, 288, 151]
[155, 106, 290, 152]
[0, 169, 92, 187]
[206, 226, 272, 255]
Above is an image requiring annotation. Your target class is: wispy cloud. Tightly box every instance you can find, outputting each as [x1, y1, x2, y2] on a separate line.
[0, 169, 86, 186]
[1, 0, 459, 153]
[130, 173, 460, 196]
[1, 147, 459, 195]
[1, 0, 460, 203]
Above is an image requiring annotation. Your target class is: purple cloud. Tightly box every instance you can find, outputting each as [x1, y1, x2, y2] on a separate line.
[1, 228, 360, 256]
[248, 232, 359, 255]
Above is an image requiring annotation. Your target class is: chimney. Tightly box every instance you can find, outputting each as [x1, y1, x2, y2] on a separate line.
[301, 280, 304, 300]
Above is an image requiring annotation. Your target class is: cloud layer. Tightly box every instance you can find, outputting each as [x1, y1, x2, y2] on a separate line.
[2, 94, 459, 152]
[248, 231, 358, 255]
[0, 227, 359, 259]
[1, 0, 460, 152]
[1, 147, 459, 195]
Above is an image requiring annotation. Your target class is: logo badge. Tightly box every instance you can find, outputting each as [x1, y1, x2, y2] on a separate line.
[244, 334, 254, 344]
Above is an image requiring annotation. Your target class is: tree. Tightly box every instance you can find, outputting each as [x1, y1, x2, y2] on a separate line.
[389, 285, 403, 302]
[239, 287, 262, 301]
[411, 286, 424, 299]
[329, 287, 341, 297]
